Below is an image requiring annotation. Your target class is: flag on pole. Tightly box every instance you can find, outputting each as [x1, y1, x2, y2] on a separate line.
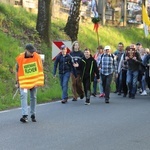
[142, 4, 150, 37]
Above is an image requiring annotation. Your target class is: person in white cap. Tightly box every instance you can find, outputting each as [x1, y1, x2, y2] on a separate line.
[98, 45, 118, 103]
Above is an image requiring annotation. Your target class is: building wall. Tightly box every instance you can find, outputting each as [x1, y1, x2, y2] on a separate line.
[0, 0, 38, 13]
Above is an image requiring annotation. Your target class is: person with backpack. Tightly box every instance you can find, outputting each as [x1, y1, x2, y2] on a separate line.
[99, 45, 118, 103]
[113, 42, 125, 95]
[118, 46, 129, 97]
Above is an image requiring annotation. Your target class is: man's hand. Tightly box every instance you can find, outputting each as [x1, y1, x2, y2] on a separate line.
[73, 62, 79, 67]
[15, 81, 19, 88]
[132, 56, 137, 61]
[125, 56, 129, 60]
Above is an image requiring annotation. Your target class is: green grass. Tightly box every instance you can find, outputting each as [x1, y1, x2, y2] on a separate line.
[0, 3, 150, 110]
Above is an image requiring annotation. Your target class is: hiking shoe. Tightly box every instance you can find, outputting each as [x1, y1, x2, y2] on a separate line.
[31, 115, 36, 122]
[85, 99, 90, 105]
[80, 94, 84, 99]
[61, 99, 68, 104]
[20, 115, 28, 123]
[99, 93, 105, 97]
[91, 93, 96, 97]
[84, 102, 90, 105]
[118, 92, 121, 95]
[140, 90, 147, 96]
[72, 98, 77, 101]
[105, 99, 109, 103]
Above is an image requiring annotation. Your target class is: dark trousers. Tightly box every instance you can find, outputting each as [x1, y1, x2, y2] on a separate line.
[92, 76, 97, 94]
[101, 73, 113, 100]
[83, 78, 91, 101]
[121, 69, 128, 95]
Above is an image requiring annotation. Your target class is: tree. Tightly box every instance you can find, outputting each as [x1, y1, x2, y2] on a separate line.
[36, 0, 51, 46]
[64, 0, 81, 42]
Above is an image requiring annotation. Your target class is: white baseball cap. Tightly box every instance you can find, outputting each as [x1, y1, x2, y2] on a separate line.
[104, 45, 111, 50]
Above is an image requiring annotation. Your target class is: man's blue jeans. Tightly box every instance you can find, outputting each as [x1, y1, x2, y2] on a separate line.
[20, 87, 37, 116]
[59, 72, 70, 100]
[126, 70, 139, 96]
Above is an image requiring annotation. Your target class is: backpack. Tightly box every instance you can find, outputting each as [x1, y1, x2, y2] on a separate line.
[99, 54, 115, 66]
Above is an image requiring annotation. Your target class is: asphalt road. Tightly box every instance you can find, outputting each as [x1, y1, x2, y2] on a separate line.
[1, 93, 150, 150]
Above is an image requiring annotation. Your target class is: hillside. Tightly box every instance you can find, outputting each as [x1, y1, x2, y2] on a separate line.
[0, 3, 150, 110]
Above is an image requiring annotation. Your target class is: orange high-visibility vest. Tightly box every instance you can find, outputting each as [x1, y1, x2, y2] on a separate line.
[16, 52, 44, 89]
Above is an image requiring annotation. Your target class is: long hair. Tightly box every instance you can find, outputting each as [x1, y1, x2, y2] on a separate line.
[71, 41, 79, 51]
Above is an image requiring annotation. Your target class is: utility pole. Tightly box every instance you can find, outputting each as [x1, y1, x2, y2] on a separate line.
[123, 0, 127, 26]
[102, 0, 106, 25]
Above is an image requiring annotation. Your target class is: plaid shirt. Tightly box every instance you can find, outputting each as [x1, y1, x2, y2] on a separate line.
[99, 54, 117, 75]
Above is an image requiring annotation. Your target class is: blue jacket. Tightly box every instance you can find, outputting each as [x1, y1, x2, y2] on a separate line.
[53, 53, 76, 77]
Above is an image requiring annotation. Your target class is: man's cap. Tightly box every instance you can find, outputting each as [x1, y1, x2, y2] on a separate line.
[136, 42, 142, 46]
[104, 45, 111, 50]
[25, 44, 36, 53]
[60, 45, 66, 50]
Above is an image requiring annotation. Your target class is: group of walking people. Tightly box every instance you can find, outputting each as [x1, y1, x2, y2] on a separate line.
[53, 41, 150, 106]
[53, 41, 118, 105]
[113, 42, 150, 99]
[15, 41, 150, 123]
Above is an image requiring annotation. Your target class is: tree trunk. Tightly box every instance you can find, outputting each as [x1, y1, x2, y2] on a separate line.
[36, 0, 51, 46]
[64, 0, 81, 42]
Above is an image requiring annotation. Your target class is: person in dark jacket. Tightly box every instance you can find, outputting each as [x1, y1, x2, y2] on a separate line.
[126, 43, 142, 99]
[74, 48, 100, 105]
[70, 41, 84, 101]
[53, 45, 75, 104]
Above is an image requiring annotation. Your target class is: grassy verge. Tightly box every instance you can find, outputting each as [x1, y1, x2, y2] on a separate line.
[0, 3, 150, 110]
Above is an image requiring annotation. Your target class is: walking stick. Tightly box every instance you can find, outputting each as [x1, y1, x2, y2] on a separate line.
[13, 88, 19, 99]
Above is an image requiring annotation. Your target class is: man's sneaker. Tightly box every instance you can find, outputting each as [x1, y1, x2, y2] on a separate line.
[118, 92, 121, 95]
[105, 99, 109, 103]
[31, 115, 36, 122]
[20, 115, 28, 123]
[61, 99, 68, 104]
[80, 94, 84, 99]
[72, 98, 77, 101]
[99, 93, 105, 97]
[85, 99, 90, 105]
[140, 90, 147, 96]
[85, 102, 90, 105]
